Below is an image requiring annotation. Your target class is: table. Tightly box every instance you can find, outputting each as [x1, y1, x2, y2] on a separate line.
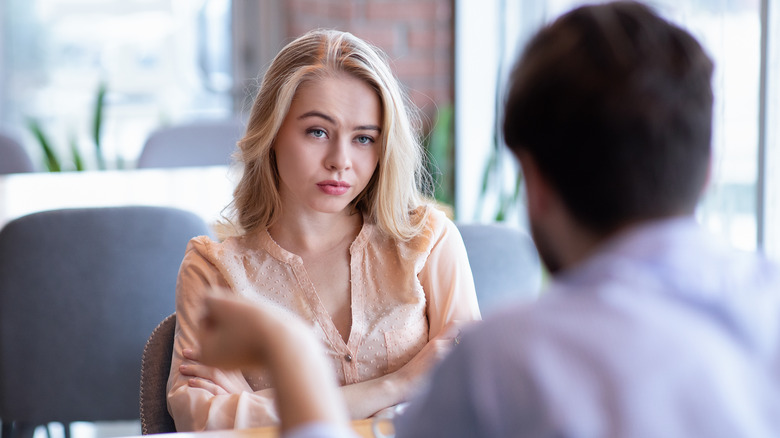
[125, 418, 393, 438]
[0, 166, 238, 230]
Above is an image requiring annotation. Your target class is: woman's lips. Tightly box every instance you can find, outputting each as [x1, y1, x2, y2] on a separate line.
[317, 180, 351, 195]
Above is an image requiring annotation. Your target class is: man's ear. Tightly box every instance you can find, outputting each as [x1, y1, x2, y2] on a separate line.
[516, 150, 551, 221]
[700, 154, 712, 197]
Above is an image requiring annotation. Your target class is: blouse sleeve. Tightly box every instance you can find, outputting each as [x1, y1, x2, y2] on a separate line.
[418, 211, 482, 339]
[166, 237, 280, 431]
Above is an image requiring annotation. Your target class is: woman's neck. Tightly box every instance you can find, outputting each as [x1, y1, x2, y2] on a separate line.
[268, 211, 363, 258]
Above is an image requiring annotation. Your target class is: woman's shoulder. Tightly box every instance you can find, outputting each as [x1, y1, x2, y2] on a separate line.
[416, 202, 456, 234]
[184, 233, 259, 260]
[401, 203, 458, 248]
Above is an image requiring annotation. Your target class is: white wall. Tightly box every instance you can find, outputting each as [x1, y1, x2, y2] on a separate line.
[764, 0, 780, 259]
[453, 0, 543, 223]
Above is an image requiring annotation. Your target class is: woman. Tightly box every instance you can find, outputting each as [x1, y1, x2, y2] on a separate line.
[166, 29, 481, 431]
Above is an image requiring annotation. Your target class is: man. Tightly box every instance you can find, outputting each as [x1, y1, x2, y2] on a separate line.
[394, 2, 780, 436]
[197, 2, 780, 437]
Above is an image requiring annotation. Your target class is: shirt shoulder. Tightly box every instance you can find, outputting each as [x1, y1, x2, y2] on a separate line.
[400, 204, 458, 252]
[183, 233, 261, 263]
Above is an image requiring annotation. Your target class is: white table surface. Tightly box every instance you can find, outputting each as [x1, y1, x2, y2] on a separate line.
[0, 166, 238, 230]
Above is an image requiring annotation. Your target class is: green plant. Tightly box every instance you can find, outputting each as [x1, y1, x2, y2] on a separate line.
[27, 82, 108, 172]
[476, 142, 524, 222]
[472, 6, 525, 223]
[27, 118, 61, 172]
[424, 104, 456, 209]
[422, 102, 523, 222]
[92, 82, 107, 170]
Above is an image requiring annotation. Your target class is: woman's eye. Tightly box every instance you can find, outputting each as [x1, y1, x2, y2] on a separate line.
[308, 128, 327, 138]
[356, 135, 374, 145]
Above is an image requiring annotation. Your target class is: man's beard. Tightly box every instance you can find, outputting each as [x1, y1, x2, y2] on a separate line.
[530, 219, 563, 275]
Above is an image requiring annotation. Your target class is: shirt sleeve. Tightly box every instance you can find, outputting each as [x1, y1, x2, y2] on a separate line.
[393, 343, 483, 438]
[395, 319, 546, 438]
[166, 237, 280, 431]
[418, 211, 482, 339]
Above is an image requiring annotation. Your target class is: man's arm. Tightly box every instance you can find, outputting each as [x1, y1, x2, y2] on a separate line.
[197, 295, 351, 435]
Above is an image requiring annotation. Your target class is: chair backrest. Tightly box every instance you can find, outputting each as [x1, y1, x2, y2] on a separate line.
[140, 313, 178, 435]
[0, 131, 35, 174]
[0, 206, 211, 426]
[456, 222, 542, 316]
[136, 119, 245, 169]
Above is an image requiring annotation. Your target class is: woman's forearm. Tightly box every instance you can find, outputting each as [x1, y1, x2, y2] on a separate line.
[338, 370, 410, 419]
[338, 323, 461, 419]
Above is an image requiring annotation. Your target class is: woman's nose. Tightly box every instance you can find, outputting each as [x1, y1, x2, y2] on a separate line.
[325, 138, 351, 171]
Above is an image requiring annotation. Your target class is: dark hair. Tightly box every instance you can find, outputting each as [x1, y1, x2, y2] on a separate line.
[503, 1, 714, 234]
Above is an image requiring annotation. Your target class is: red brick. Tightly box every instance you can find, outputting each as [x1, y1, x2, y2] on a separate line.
[319, 1, 360, 21]
[415, 93, 451, 113]
[350, 25, 399, 54]
[288, 0, 360, 26]
[433, 0, 453, 21]
[282, 0, 454, 108]
[366, 0, 439, 21]
[408, 27, 452, 51]
[288, 0, 306, 15]
[391, 56, 437, 78]
[433, 57, 452, 76]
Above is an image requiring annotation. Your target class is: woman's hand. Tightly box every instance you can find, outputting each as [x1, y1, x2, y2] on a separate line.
[338, 321, 466, 419]
[391, 321, 463, 391]
[179, 348, 253, 396]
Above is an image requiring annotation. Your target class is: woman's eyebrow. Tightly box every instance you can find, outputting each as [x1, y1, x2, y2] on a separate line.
[298, 110, 335, 124]
[355, 124, 381, 132]
[298, 110, 381, 132]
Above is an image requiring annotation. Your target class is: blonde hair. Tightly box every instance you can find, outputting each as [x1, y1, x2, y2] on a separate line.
[231, 29, 431, 240]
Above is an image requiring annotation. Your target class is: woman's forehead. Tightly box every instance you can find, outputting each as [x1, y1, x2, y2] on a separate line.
[286, 74, 382, 128]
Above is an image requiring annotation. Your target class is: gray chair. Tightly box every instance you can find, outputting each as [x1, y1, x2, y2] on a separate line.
[137, 119, 244, 169]
[139, 313, 177, 435]
[457, 222, 542, 316]
[0, 132, 35, 174]
[0, 206, 211, 438]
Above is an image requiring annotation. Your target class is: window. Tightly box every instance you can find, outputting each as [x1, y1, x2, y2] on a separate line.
[455, 0, 780, 262]
[1, 0, 234, 169]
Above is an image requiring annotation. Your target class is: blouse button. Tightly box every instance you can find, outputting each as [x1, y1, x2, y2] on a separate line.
[345, 354, 353, 362]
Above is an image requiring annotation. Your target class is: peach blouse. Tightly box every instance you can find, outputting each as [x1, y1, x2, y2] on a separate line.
[166, 206, 481, 431]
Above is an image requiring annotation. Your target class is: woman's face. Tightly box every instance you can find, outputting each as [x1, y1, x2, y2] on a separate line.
[273, 73, 382, 218]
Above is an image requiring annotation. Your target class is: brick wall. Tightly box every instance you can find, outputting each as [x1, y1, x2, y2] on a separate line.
[283, 0, 454, 118]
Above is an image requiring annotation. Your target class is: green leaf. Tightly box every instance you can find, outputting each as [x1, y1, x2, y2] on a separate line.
[92, 82, 107, 170]
[70, 134, 85, 171]
[511, 171, 524, 202]
[479, 147, 498, 195]
[27, 119, 61, 172]
[430, 106, 455, 206]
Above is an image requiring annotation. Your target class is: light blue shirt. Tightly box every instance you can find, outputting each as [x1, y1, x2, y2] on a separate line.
[396, 217, 780, 437]
[285, 423, 359, 438]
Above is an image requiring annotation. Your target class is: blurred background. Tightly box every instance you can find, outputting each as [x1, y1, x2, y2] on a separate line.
[1, 0, 778, 261]
[0, 0, 778, 436]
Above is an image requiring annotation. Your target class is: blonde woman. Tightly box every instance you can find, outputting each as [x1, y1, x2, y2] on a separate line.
[166, 29, 481, 431]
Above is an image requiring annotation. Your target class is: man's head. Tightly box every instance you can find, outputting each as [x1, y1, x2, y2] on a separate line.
[503, 1, 714, 241]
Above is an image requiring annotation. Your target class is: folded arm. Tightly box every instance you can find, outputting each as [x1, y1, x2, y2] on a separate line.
[198, 296, 350, 434]
[168, 240, 281, 430]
